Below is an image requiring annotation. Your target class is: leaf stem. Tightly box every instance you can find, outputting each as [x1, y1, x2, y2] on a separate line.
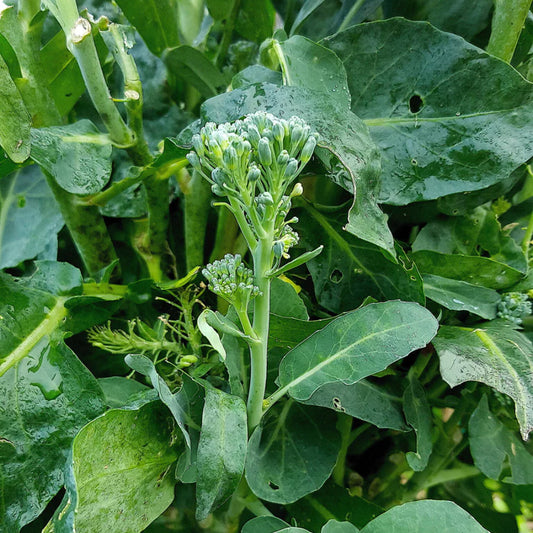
[332, 413, 353, 486]
[486, 0, 533, 63]
[521, 209, 533, 260]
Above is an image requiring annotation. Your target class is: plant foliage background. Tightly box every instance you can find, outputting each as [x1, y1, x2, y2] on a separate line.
[0, 0, 533, 532]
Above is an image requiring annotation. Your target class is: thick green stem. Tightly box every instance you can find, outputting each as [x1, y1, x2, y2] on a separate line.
[184, 172, 212, 271]
[332, 413, 353, 486]
[522, 209, 533, 261]
[247, 231, 274, 431]
[486, 0, 533, 62]
[46, 174, 118, 275]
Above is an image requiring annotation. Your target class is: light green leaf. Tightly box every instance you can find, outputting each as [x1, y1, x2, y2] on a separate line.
[360, 500, 489, 533]
[277, 301, 438, 402]
[422, 274, 500, 319]
[49, 402, 177, 533]
[114, 0, 180, 56]
[322, 520, 360, 533]
[164, 45, 226, 97]
[200, 83, 394, 257]
[31, 120, 112, 195]
[0, 340, 104, 531]
[403, 375, 432, 471]
[232, 65, 282, 89]
[196, 388, 247, 520]
[0, 166, 64, 269]
[434, 323, 533, 440]
[469, 395, 533, 484]
[295, 204, 423, 313]
[275, 35, 350, 108]
[0, 54, 30, 163]
[98, 376, 151, 408]
[241, 516, 291, 533]
[198, 309, 227, 360]
[246, 402, 341, 504]
[323, 19, 533, 205]
[271, 277, 309, 320]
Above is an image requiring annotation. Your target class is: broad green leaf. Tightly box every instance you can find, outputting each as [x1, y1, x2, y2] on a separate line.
[98, 376, 151, 408]
[469, 396, 533, 484]
[302, 379, 408, 431]
[287, 480, 382, 531]
[199, 83, 394, 257]
[322, 521, 360, 533]
[323, 19, 533, 205]
[290, 0, 327, 35]
[20, 260, 83, 296]
[275, 35, 350, 108]
[164, 46, 226, 97]
[277, 301, 438, 402]
[433, 323, 533, 440]
[295, 204, 423, 313]
[413, 207, 528, 274]
[422, 274, 500, 319]
[235, 0, 275, 42]
[114, 0, 180, 56]
[412, 250, 525, 290]
[269, 315, 334, 351]
[206, 0, 235, 20]
[246, 403, 341, 504]
[271, 277, 309, 319]
[0, 54, 30, 163]
[125, 354, 191, 452]
[196, 388, 247, 520]
[31, 120, 112, 195]
[0, 166, 64, 269]
[0, 339, 104, 531]
[403, 375, 432, 471]
[360, 500, 489, 533]
[49, 402, 177, 533]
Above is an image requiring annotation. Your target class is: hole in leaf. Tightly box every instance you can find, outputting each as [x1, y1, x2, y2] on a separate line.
[409, 94, 423, 113]
[332, 397, 346, 412]
[330, 269, 343, 283]
[268, 481, 280, 490]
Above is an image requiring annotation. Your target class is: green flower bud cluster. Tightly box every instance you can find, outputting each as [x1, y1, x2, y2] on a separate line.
[186, 112, 319, 205]
[273, 225, 299, 259]
[203, 254, 261, 306]
[497, 292, 532, 325]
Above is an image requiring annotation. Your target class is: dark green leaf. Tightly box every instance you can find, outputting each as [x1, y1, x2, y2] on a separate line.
[287, 480, 382, 531]
[0, 340, 104, 531]
[164, 46, 226, 97]
[276, 35, 350, 108]
[277, 301, 438, 402]
[269, 315, 334, 351]
[469, 395, 533, 484]
[235, 0, 275, 42]
[422, 274, 500, 319]
[295, 204, 423, 312]
[21, 260, 83, 296]
[360, 500, 489, 533]
[434, 323, 533, 440]
[270, 277, 309, 319]
[412, 252, 524, 290]
[196, 388, 247, 520]
[232, 65, 282, 89]
[403, 375, 432, 471]
[31, 120, 113, 195]
[246, 403, 341, 504]
[302, 379, 408, 430]
[114, 0, 180, 56]
[200, 83, 393, 257]
[0, 54, 30, 163]
[49, 402, 177, 533]
[206, 0, 236, 20]
[0, 166, 64, 269]
[323, 19, 533, 205]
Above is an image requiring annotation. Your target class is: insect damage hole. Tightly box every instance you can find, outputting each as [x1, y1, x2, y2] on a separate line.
[330, 269, 343, 283]
[332, 397, 346, 412]
[268, 481, 280, 490]
[409, 94, 424, 113]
